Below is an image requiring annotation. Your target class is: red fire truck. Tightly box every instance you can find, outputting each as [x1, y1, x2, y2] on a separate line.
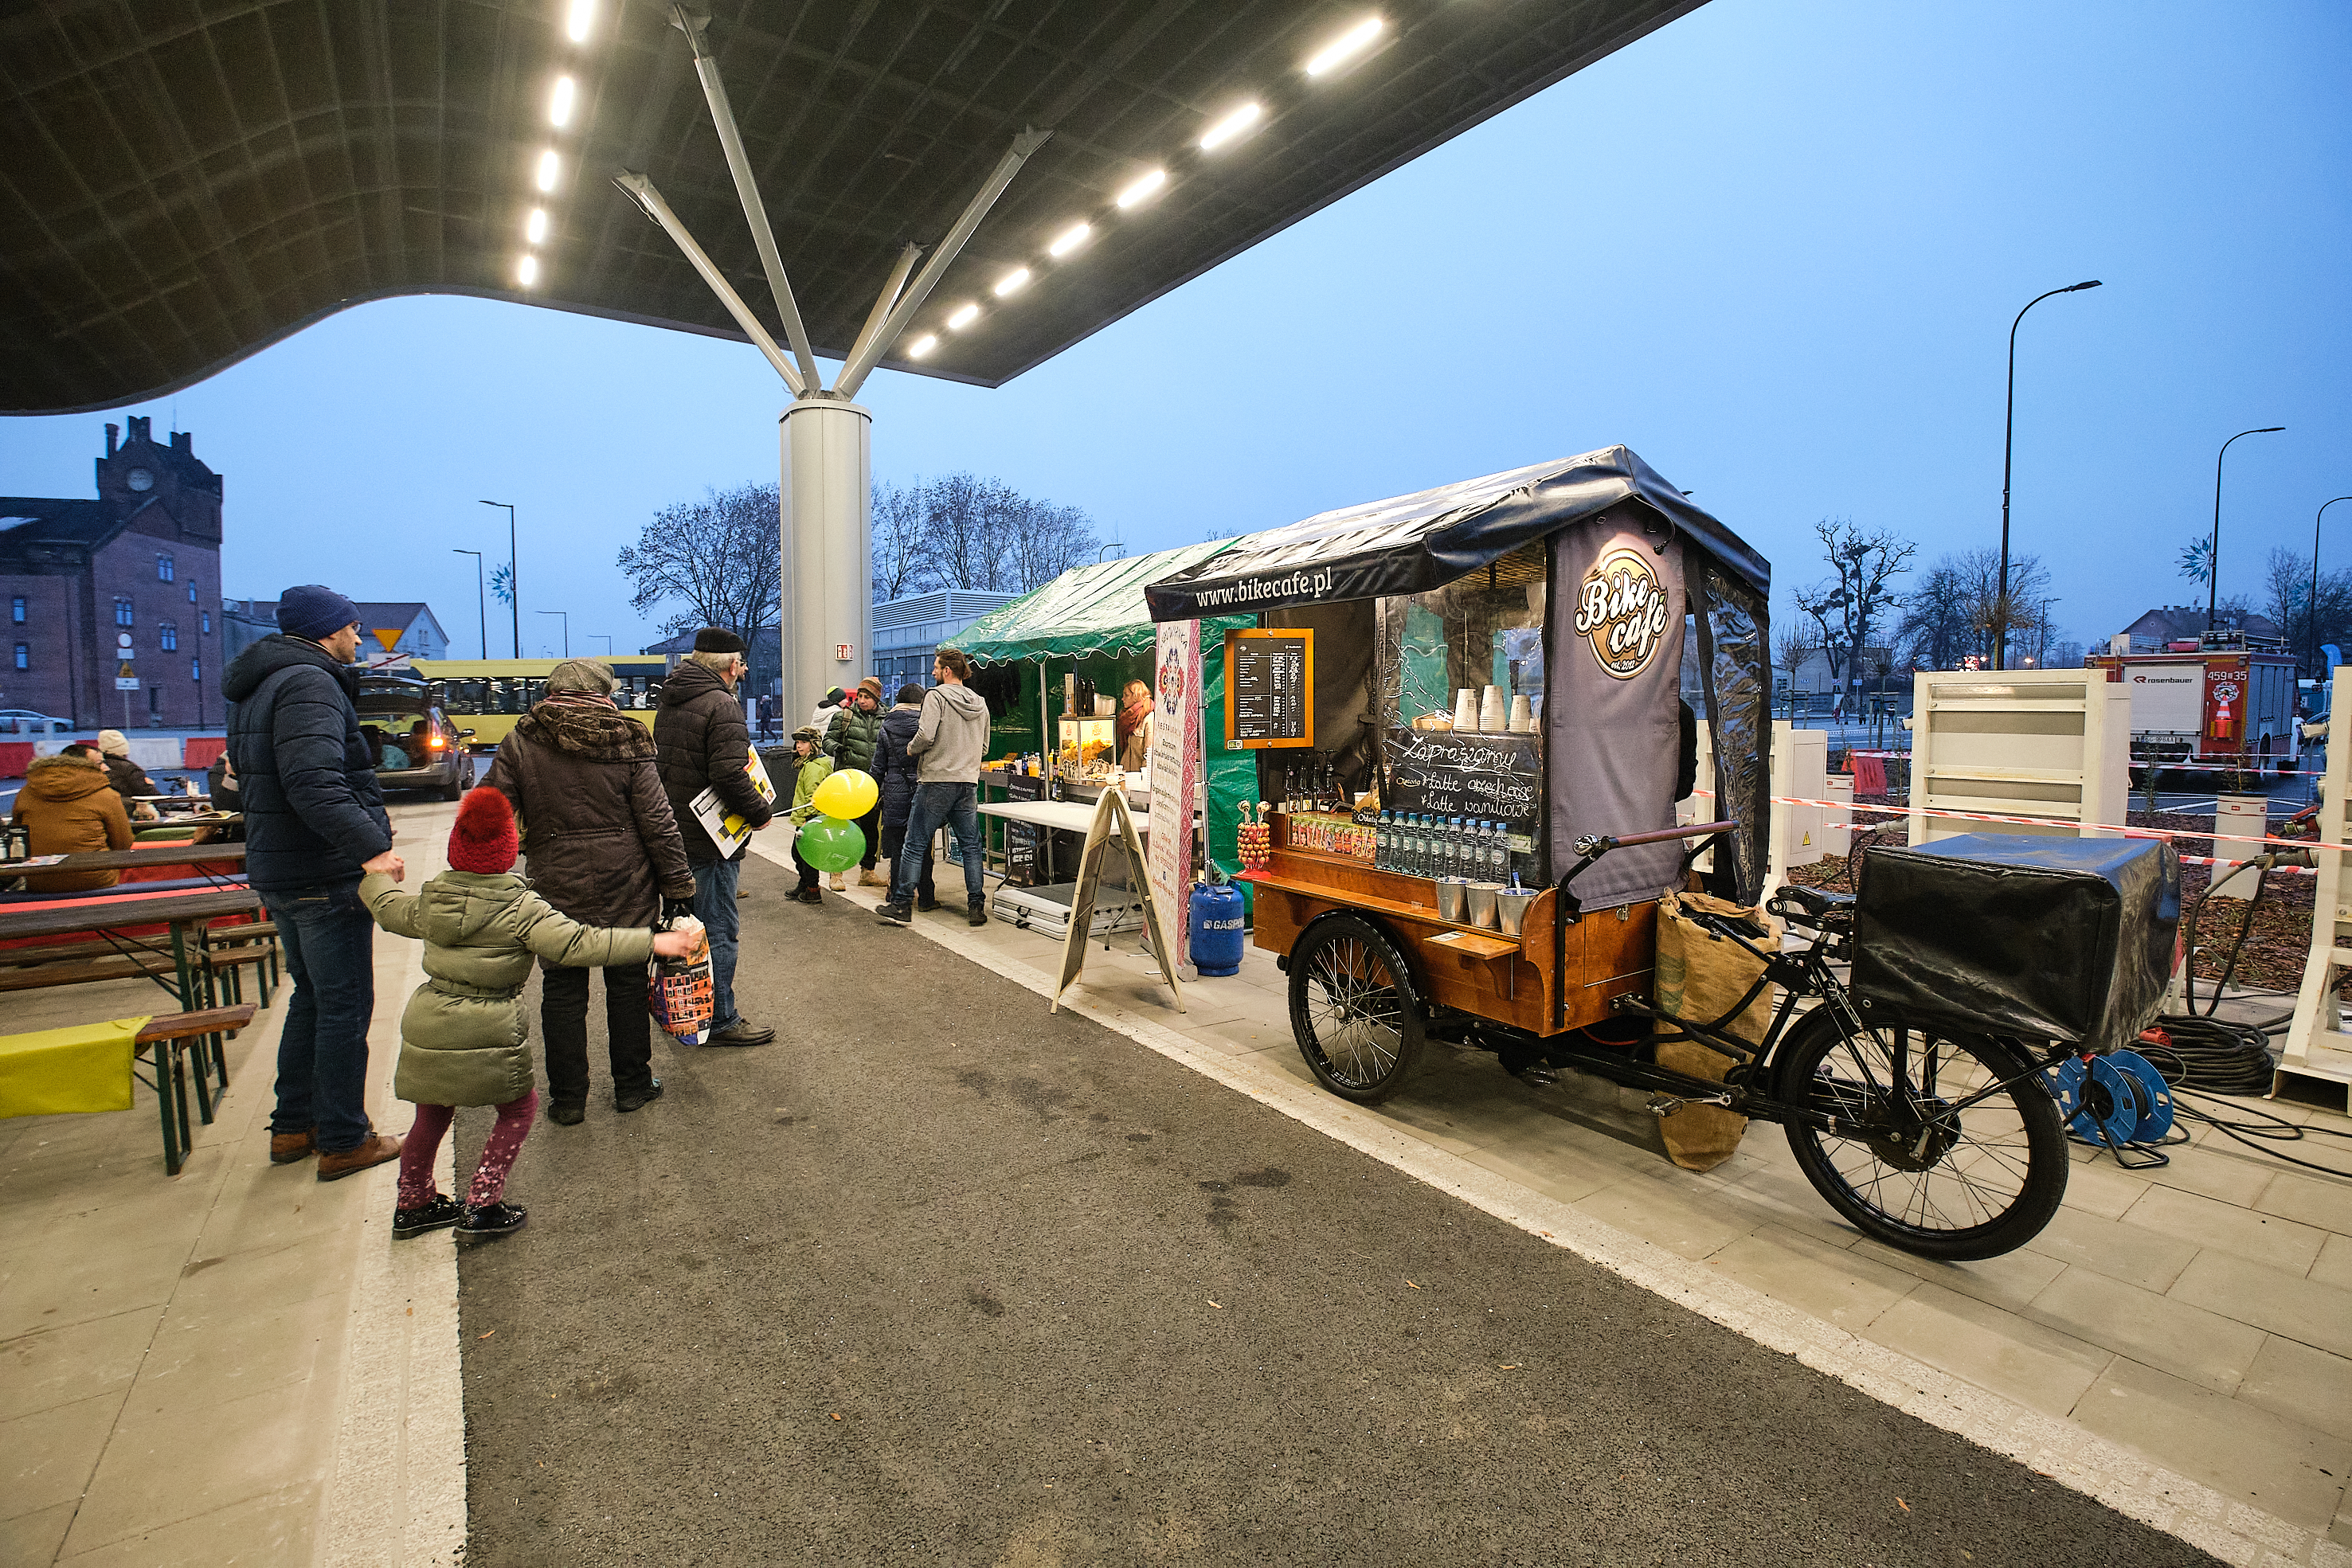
[2088, 632, 2299, 782]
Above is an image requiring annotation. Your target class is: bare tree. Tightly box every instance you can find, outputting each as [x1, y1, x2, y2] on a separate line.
[1895, 546, 2057, 669]
[911, 472, 1101, 594]
[871, 479, 933, 601]
[1792, 519, 1916, 698]
[616, 482, 782, 643]
[2263, 545, 2352, 677]
[1771, 624, 1817, 682]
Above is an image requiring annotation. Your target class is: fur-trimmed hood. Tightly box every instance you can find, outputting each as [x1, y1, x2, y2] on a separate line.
[23, 750, 112, 801]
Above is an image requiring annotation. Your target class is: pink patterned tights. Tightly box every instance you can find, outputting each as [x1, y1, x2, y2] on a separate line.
[397, 1090, 538, 1210]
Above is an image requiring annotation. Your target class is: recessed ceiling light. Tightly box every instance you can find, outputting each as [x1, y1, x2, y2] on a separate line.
[994, 268, 1031, 298]
[907, 334, 937, 358]
[535, 150, 559, 191]
[517, 254, 539, 287]
[1048, 222, 1091, 257]
[526, 208, 548, 243]
[1305, 17, 1383, 76]
[1199, 103, 1262, 151]
[1115, 170, 1166, 209]
[549, 76, 577, 127]
[565, 0, 593, 43]
[947, 303, 980, 330]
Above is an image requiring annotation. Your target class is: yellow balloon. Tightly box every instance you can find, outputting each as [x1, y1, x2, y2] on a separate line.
[812, 768, 879, 820]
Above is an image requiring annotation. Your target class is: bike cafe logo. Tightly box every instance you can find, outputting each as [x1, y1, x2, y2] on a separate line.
[1575, 545, 1672, 679]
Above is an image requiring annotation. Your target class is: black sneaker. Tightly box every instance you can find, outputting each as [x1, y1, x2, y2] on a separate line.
[393, 1194, 465, 1241]
[916, 897, 941, 913]
[615, 1078, 663, 1113]
[792, 888, 823, 906]
[875, 901, 912, 927]
[458, 1201, 528, 1242]
[968, 901, 989, 928]
[546, 1100, 586, 1126]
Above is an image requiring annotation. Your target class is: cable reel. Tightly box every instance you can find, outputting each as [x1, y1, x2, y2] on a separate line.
[2047, 1049, 2176, 1164]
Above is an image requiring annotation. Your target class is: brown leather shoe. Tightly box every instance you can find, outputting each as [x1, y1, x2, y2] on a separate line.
[315, 1132, 403, 1183]
[269, 1130, 316, 1164]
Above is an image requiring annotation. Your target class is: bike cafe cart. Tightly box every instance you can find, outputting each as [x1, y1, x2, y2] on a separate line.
[1145, 447, 2178, 1261]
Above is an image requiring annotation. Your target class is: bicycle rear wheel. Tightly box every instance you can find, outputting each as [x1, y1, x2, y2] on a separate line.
[1776, 1008, 2066, 1261]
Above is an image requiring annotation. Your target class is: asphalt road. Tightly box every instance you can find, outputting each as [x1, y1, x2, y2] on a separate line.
[452, 852, 2218, 1567]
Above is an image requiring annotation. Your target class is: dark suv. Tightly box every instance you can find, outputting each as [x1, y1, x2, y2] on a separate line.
[355, 675, 476, 800]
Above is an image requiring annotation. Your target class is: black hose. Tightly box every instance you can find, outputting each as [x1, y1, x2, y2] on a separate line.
[2139, 1014, 2352, 1179]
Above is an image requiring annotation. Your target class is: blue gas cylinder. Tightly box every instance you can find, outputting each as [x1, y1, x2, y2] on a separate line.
[1188, 882, 1247, 976]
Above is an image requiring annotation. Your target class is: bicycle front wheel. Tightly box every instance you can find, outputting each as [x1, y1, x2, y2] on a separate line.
[1776, 1008, 2066, 1261]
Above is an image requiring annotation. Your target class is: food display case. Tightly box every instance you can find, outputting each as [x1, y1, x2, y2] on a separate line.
[1056, 714, 1121, 788]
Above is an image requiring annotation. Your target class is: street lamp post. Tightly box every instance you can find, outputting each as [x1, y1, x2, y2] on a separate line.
[478, 500, 518, 656]
[2208, 428, 2287, 634]
[2311, 495, 2352, 677]
[451, 549, 487, 659]
[536, 610, 569, 658]
[1996, 280, 2101, 670]
[590, 634, 614, 656]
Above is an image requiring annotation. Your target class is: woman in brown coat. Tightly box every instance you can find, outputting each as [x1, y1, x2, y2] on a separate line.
[482, 658, 696, 1124]
[11, 751, 134, 891]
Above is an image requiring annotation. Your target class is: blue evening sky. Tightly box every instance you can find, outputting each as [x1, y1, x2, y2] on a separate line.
[1, 0, 2344, 659]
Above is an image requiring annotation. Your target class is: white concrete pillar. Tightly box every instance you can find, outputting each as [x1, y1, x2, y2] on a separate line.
[778, 397, 872, 725]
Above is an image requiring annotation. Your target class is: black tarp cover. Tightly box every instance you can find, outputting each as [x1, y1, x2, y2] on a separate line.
[1851, 834, 2182, 1055]
[1142, 446, 1768, 622]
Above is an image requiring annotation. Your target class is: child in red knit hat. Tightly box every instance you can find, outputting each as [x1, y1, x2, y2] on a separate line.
[360, 788, 697, 1242]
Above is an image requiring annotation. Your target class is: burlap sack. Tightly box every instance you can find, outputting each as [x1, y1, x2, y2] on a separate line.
[1651, 890, 1778, 1171]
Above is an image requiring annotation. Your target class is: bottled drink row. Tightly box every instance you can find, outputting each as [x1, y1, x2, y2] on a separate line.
[1373, 811, 1525, 883]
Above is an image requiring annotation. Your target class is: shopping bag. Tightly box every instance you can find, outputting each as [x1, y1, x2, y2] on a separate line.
[1651, 889, 1778, 1172]
[649, 914, 715, 1046]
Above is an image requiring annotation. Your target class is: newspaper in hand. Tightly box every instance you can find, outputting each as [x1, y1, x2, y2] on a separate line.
[688, 745, 778, 858]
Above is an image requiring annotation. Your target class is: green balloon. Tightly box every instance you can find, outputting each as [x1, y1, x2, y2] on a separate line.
[796, 816, 866, 874]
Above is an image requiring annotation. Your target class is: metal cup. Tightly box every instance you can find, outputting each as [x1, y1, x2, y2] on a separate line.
[1468, 882, 1501, 929]
[1436, 877, 1471, 924]
[1494, 885, 1539, 936]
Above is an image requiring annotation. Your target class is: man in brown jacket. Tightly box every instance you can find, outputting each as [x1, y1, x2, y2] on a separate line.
[483, 658, 697, 1122]
[10, 751, 133, 891]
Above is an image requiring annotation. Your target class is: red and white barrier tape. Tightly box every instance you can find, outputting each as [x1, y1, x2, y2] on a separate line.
[1842, 749, 2317, 779]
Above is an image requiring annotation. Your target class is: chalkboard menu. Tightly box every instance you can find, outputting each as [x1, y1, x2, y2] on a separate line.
[1224, 629, 1315, 750]
[1383, 728, 1542, 840]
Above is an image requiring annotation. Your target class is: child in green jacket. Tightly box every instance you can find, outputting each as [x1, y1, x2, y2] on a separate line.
[786, 724, 833, 906]
[362, 788, 695, 1242]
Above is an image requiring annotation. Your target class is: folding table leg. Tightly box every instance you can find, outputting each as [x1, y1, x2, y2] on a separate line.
[170, 1044, 193, 1156]
[143, 1043, 183, 1176]
[186, 1034, 216, 1124]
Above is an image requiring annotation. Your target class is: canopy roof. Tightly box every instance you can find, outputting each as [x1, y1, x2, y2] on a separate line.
[949, 541, 1238, 664]
[1145, 445, 1767, 620]
[1, 0, 1704, 415]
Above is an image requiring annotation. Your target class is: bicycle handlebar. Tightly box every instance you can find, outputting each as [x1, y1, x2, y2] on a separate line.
[1574, 819, 1737, 858]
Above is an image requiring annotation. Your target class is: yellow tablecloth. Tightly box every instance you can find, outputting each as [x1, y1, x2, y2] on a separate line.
[0, 1016, 151, 1118]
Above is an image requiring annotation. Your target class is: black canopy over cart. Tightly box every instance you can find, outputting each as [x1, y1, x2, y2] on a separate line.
[1146, 447, 2178, 1260]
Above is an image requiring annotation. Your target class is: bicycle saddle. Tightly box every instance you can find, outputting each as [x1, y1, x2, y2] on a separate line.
[1767, 885, 1856, 922]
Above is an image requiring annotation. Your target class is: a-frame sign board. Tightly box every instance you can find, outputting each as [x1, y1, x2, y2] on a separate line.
[1051, 788, 1185, 1015]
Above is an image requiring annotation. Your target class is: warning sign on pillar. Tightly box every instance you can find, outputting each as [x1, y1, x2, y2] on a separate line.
[834, 643, 854, 662]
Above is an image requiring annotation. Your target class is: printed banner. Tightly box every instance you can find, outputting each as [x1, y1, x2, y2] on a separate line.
[1149, 620, 1202, 967]
[689, 745, 777, 859]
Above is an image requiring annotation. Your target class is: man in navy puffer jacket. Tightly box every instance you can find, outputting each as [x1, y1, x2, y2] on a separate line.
[224, 585, 405, 1181]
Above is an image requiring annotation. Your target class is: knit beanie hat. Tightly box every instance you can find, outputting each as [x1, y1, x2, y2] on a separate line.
[857, 676, 883, 702]
[820, 686, 847, 707]
[545, 657, 616, 695]
[447, 786, 519, 874]
[96, 729, 131, 757]
[278, 585, 362, 642]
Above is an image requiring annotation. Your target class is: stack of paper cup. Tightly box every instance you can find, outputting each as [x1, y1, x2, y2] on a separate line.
[1509, 694, 1533, 732]
[1452, 689, 1478, 732]
[1479, 685, 1505, 732]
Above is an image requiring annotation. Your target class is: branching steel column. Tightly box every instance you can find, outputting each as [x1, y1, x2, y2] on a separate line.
[672, 5, 824, 391]
[835, 130, 1052, 397]
[613, 172, 806, 397]
[843, 242, 922, 380]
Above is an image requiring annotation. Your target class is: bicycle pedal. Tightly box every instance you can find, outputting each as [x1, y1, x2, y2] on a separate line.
[1647, 1092, 1732, 1118]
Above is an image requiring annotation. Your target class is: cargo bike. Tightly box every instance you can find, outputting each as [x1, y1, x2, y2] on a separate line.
[1145, 448, 2179, 1262]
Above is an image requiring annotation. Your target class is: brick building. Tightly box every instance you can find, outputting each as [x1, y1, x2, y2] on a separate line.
[0, 416, 224, 727]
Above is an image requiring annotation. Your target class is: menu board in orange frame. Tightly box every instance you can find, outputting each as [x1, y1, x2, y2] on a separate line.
[1223, 628, 1315, 750]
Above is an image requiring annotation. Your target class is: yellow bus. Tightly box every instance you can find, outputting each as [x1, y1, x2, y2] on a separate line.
[409, 655, 671, 748]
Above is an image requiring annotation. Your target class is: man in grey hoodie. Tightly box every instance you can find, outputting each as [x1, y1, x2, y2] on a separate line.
[877, 647, 991, 928]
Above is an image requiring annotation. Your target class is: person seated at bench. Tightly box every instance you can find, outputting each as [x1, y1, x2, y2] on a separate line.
[10, 751, 132, 891]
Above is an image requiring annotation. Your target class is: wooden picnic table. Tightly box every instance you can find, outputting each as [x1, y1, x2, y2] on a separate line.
[0, 886, 264, 1009]
[45, 843, 247, 876]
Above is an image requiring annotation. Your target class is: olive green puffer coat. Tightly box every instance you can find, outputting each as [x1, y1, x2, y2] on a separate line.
[827, 702, 883, 774]
[361, 869, 656, 1107]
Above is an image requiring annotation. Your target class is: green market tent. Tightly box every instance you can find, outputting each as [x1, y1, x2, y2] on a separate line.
[945, 541, 1258, 890]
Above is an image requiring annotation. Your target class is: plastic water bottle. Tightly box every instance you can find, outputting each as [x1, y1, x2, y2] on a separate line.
[1376, 810, 1393, 871]
[1487, 821, 1509, 878]
[1412, 815, 1431, 878]
[1445, 817, 1464, 878]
